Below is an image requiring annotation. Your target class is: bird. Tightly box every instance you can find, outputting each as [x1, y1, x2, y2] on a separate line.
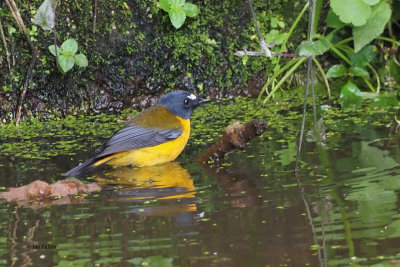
[63, 90, 210, 177]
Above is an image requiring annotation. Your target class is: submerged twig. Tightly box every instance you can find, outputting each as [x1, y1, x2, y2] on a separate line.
[5, 0, 39, 125]
[0, 18, 11, 72]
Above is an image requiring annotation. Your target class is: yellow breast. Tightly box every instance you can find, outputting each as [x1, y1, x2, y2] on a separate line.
[102, 117, 190, 167]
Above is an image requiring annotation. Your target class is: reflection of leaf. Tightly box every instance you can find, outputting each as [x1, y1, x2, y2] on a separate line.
[346, 180, 397, 237]
[306, 117, 326, 146]
[372, 94, 399, 108]
[127, 255, 174, 267]
[33, 0, 54, 31]
[276, 142, 297, 166]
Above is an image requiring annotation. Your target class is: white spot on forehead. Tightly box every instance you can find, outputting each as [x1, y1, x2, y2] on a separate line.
[187, 94, 197, 100]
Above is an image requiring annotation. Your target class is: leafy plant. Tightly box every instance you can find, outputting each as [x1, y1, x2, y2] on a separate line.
[49, 39, 88, 73]
[157, 0, 199, 29]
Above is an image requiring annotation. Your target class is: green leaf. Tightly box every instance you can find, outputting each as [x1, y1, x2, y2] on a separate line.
[331, 0, 371, 26]
[183, 3, 199, 17]
[326, 64, 347, 78]
[326, 9, 345, 28]
[349, 66, 369, 77]
[297, 39, 330, 57]
[350, 45, 377, 67]
[61, 39, 78, 54]
[157, 0, 170, 12]
[33, 0, 55, 31]
[48, 44, 60, 56]
[340, 81, 363, 109]
[362, 0, 379, 6]
[74, 54, 88, 67]
[353, 1, 392, 52]
[169, 6, 186, 29]
[265, 30, 287, 45]
[59, 54, 75, 73]
[169, 0, 185, 6]
[372, 94, 399, 108]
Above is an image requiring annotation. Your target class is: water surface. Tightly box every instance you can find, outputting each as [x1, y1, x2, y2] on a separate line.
[1, 98, 400, 266]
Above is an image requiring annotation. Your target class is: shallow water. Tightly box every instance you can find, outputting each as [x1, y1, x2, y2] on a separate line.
[1, 98, 400, 266]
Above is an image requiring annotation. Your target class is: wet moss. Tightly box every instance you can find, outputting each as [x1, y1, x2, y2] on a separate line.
[0, 0, 306, 122]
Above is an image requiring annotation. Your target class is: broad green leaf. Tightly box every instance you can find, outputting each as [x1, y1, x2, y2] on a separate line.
[353, 1, 392, 52]
[340, 81, 362, 109]
[157, 0, 170, 12]
[349, 66, 369, 77]
[297, 39, 330, 57]
[265, 30, 287, 45]
[61, 39, 78, 54]
[48, 44, 60, 56]
[59, 54, 75, 73]
[326, 64, 347, 78]
[183, 3, 199, 17]
[350, 45, 377, 67]
[326, 9, 345, 28]
[74, 54, 88, 67]
[33, 0, 55, 31]
[362, 0, 379, 6]
[331, 0, 371, 26]
[169, 7, 186, 29]
[297, 39, 331, 57]
[372, 94, 399, 107]
[314, 39, 330, 54]
[169, 0, 185, 7]
[297, 41, 316, 56]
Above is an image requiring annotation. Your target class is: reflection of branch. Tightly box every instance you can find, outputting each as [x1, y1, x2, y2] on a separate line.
[234, 49, 297, 58]
[5, 0, 38, 125]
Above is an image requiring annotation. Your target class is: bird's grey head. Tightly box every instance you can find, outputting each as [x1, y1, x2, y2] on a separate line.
[158, 90, 210, 119]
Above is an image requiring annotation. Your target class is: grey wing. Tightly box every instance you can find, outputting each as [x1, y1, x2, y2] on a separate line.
[93, 124, 182, 158]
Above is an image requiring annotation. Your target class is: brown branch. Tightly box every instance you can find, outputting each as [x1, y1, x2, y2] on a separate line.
[0, 18, 11, 72]
[93, 0, 98, 33]
[5, 0, 39, 125]
[234, 49, 298, 58]
[52, 0, 58, 67]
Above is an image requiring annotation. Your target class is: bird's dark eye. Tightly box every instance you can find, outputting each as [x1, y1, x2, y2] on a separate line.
[183, 99, 189, 105]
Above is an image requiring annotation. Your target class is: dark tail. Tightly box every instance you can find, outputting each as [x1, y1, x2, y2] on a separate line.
[63, 158, 102, 177]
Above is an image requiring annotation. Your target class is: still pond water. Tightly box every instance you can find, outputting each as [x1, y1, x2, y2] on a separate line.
[1, 97, 400, 266]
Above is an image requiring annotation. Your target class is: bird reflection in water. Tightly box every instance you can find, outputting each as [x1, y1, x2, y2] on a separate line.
[96, 162, 197, 217]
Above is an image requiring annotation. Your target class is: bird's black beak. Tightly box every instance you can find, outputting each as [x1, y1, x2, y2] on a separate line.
[195, 97, 211, 106]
